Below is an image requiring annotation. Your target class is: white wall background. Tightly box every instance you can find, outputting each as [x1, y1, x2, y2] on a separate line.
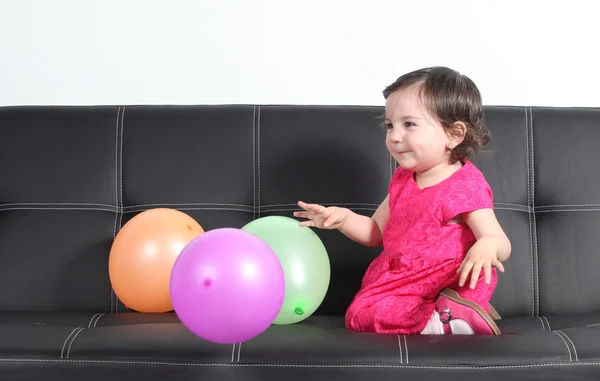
[1, 0, 598, 107]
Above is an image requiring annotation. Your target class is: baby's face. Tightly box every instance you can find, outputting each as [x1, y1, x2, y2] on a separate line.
[384, 85, 451, 173]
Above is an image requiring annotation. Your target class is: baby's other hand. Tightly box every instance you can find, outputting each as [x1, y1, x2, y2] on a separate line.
[294, 201, 347, 229]
[457, 238, 505, 290]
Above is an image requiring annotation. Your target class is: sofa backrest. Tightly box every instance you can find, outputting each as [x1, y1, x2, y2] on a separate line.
[0, 105, 598, 318]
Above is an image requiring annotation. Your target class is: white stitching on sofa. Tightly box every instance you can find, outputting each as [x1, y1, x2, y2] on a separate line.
[524, 107, 534, 317]
[396, 335, 403, 364]
[60, 328, 82, 359]
[112, 106, 121, 314]
[0, 202, 116, 208]
[403, 335, 408, 364]
[66, 328, 85, 359]
[93, 313, 105, 327]
[495, 202, 529, 208]
[253, 106, 256, 220]
[4, 358, 600, 369]
[123, 203, 254, 209]
[237, 343, 242, 363]
[542, 316, 551, 330]
[261, 208, 377, 213]
[552, 331, 573, 362]
[8, 202, 600, 211]
[8, 202, 600, 213]
[114, 105, 126, 312]
[231, 344, 236, 363]
[539, 203, 600, 208]
[0, 206, 256, 213]
[263, 203, 381, 208]
[88, 313, 101, 328]
[113, 107, 120, 240]
[587, 323, 600, 327]
[537, 316, 546, 330]
[0, 207, 116, 213]
[537, 209, 600, 213]
[557, 330, 579, 362]
[118, 106, 125, 232]
[125, 207, 254, 214]
[116, 106, 125, 312]
[529, 107, 540, 317]
[258, 106, 261, 218]
[493, 207, 530, 212]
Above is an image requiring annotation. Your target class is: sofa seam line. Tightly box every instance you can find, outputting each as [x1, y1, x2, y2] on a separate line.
[556, 330, 579, 362]
[65, 328, 85, 359]
[524, 106, 535, 317]
[114, 105, 125, 313]
[257, 106, 261, 218]
[542, 316, 551, 330]
[403, 335, 409, 364]
[552, 330, 573, 362]
[253, 106, 256, 221]
[111, 106, 120, 314]
[93, 313, 105, 327]
[536, 316, 546, 330]
[396, 335, 403, 364]
[60, 328, 82, 359]
[3, 359, 600, 368]
[529, 107, 540, 317]
[87, 313, 100, 329]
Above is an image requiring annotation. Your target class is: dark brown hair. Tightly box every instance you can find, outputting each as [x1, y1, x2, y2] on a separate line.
[382, 66, 490, 163]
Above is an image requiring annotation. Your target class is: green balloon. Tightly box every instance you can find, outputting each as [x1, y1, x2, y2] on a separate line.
[241, 216, 331, 325]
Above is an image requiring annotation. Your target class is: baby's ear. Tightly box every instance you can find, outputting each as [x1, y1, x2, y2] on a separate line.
[448, 121, 467, 144]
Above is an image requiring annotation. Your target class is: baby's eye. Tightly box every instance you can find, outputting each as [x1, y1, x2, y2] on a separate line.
[385, 123, 393, 130]
[404, 122, 415, 128]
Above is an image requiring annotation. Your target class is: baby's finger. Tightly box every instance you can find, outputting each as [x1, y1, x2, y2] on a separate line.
[305, 203, 327, 214]
[299, 220, 316, 227]
[458, 261, 474, 287]
[469, 262, 483, 289]
[293, 211, 309, 218]
[298, 201, 323, 213]
[493, 260, 505, 273]
[323, 212, 339, 227]
[484, 263, 492, 285]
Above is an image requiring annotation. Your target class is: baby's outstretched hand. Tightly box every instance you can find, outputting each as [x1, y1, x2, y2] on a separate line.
[457, 238, 505, 290]
[294, 201, 347, 229]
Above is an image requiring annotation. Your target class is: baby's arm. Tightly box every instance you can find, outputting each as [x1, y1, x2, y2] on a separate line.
[463, 209, 512, 263]
[295, 195, 390, 247]
[457, 208, 512, 288]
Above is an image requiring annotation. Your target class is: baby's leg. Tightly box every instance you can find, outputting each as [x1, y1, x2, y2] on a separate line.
[345, 293, 435, 335]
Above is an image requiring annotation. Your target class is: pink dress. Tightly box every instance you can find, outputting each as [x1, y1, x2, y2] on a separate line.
[345, 160, 497, 334]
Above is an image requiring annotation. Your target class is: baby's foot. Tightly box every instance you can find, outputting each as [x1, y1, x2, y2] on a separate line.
[435, 288, 501, 335]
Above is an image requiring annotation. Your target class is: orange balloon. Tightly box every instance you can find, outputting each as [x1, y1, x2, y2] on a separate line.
[108, 208, 204, 312]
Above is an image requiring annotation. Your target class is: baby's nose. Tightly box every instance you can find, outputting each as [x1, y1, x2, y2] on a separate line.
[390, 130, 404, 143]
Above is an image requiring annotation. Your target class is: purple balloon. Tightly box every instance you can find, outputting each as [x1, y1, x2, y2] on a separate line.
[170, 228, 285, 344]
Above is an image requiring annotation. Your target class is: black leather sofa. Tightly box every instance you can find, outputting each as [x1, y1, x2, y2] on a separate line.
[1, 104, 599, 380]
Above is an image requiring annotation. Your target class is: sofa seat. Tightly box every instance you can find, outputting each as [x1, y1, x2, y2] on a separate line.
[2, 312, 600, 380]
